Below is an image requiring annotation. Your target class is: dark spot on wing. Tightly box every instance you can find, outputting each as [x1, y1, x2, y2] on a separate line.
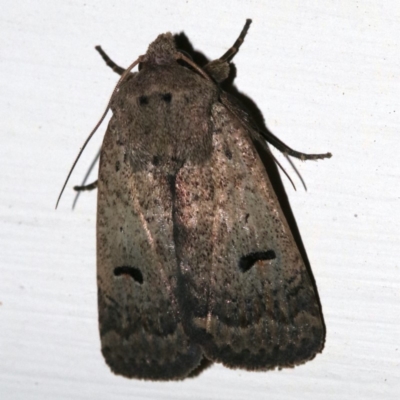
[152, 156, 160, 166]
[225, 148, 233, 159]
[239, 251, 276, 273]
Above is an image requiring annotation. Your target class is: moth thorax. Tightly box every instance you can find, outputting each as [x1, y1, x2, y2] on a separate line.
[125, 68, 217, 171]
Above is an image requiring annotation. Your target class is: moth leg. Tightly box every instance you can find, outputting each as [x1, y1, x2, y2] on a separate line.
[74, 180, 98, 191]
[204, 19, 252, 83]
[260, 129, 332, 160]
[95, 46, 125, 76]
[219, 19, 252, 63]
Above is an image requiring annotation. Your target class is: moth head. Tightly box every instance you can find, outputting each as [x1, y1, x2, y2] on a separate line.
[144, 33, 177, 65]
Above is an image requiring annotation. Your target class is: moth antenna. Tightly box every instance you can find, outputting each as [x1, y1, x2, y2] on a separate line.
[284, 154, 307, 191]
[55, 56, 142, 209]
[268, 149, 297, 191]
[176, 52, 212, 81]
[72, 149, 101, 210]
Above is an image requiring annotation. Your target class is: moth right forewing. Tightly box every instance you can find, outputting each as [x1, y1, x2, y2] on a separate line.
[97, 117, 202, 380]
[174, 102, 324, 371]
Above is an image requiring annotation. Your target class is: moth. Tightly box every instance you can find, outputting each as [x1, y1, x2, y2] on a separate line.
[60, 20, 331, 380]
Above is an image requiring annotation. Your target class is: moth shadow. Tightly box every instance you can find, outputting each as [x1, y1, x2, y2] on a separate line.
[187, 357, 213, 378]
[175, 32, 326, 337]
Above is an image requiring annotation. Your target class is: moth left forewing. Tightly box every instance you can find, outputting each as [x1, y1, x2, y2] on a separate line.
[175, 100, 324, 370]
[96, 72, 206, 380]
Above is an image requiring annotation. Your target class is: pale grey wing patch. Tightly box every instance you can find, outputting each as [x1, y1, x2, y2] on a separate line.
[174, 103, 324, 371]
[97, 120, 202, 380]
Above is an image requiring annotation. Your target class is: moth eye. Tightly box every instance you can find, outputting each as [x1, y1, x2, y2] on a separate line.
[239, 250, 276, 273]
[139, 95, 149, 105]
[161, 93, 172, 102]
[114, 266, 144, 284]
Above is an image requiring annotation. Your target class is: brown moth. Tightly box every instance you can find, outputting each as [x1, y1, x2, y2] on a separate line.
[65, 20, 331, 380]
